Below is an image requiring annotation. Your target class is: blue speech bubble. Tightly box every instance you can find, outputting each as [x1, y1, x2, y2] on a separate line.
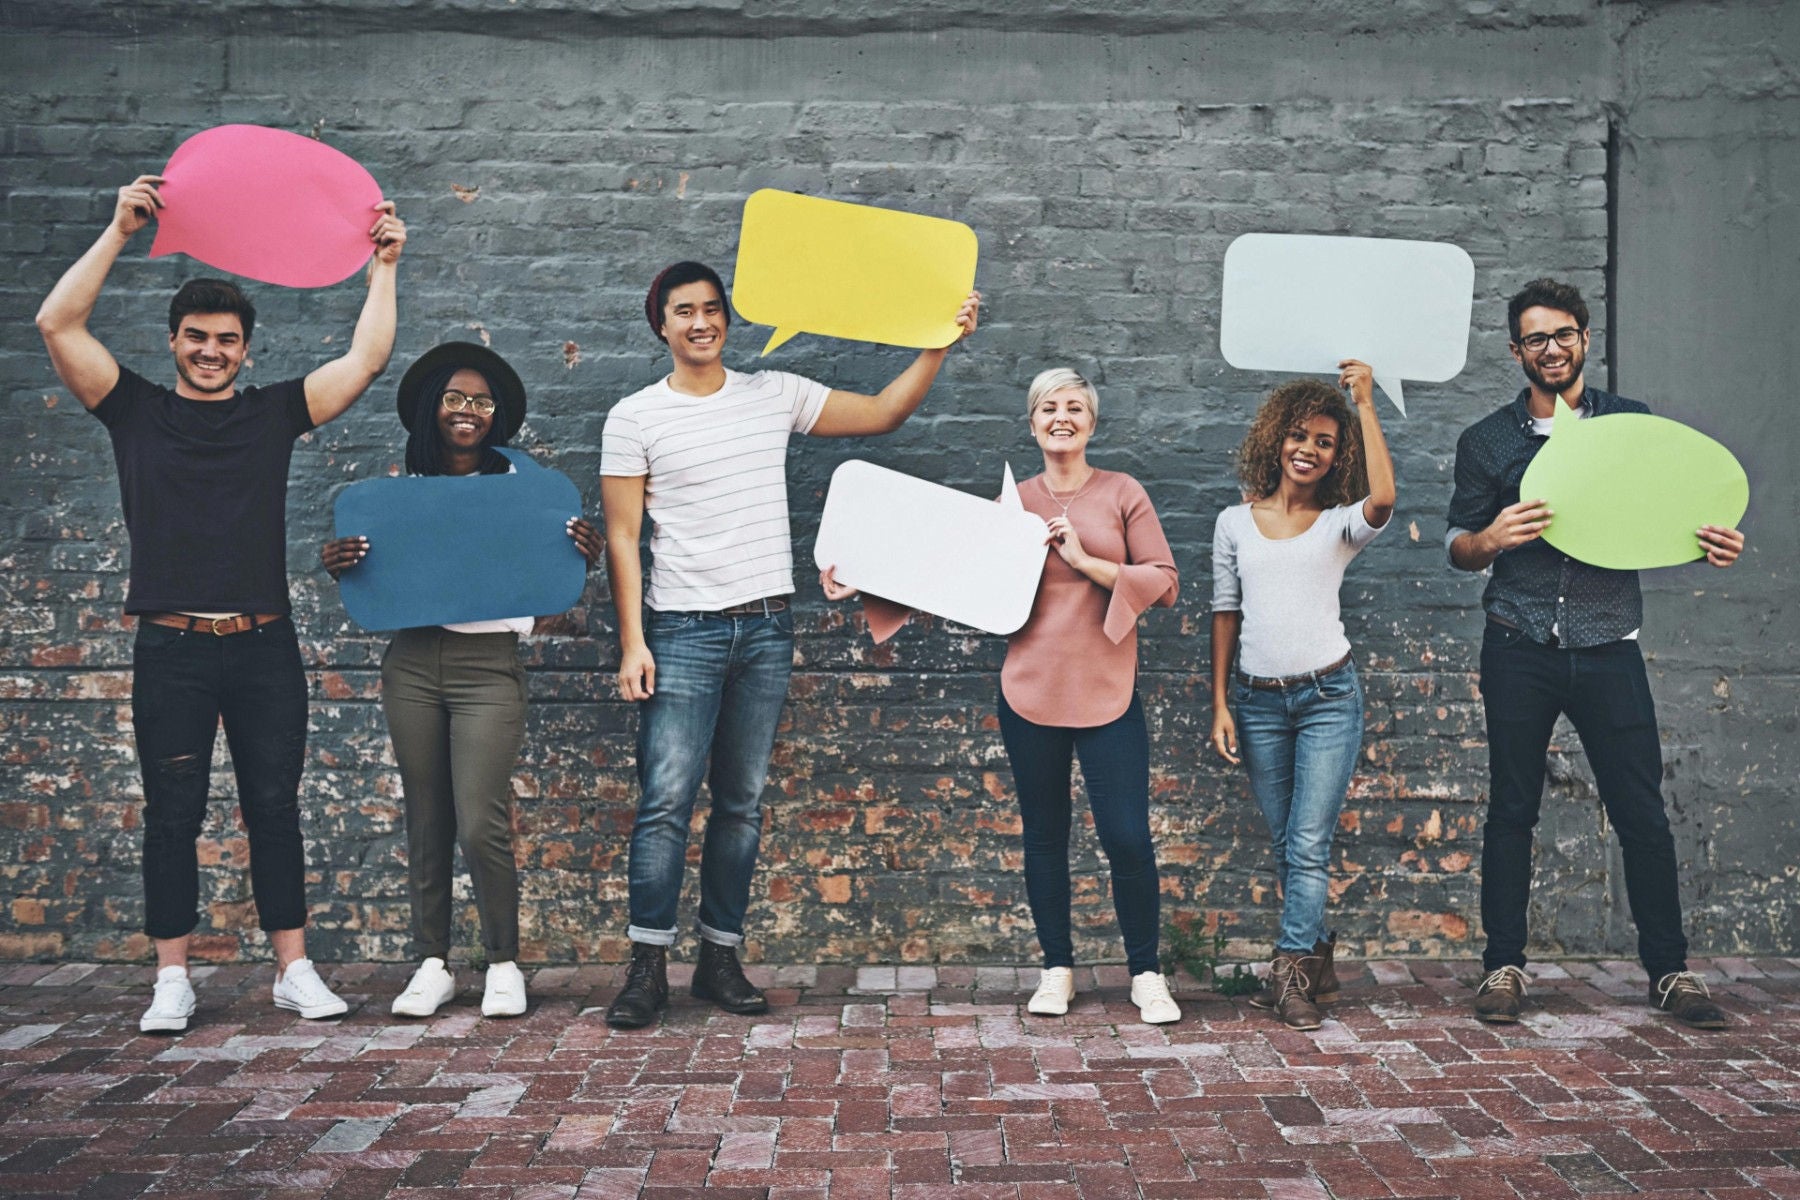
[333, 449, 586, 630]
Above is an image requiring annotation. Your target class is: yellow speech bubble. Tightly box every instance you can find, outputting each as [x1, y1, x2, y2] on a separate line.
[732, 189, 979, 356]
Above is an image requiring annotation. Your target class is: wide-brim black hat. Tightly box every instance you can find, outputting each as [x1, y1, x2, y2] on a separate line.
[396, 342, 526, 440]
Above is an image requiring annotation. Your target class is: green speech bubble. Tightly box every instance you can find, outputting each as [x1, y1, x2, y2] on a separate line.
[1519, 403, 1749, 571]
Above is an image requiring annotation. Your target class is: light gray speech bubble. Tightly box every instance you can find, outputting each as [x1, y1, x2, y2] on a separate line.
[1219, 233, 1475, 415]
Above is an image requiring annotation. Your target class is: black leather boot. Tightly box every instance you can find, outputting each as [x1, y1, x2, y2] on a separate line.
[690, 940, 768, 1014]
[604, 942, 668, 1029]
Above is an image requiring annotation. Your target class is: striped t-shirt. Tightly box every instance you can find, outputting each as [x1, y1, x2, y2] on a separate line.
[601, 369, 831, 612]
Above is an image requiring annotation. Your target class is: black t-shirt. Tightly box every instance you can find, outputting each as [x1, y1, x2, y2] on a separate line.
[92, 367, 315, 614]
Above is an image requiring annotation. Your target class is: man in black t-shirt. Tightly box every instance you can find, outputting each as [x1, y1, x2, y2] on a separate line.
[35, 174, 407, 1033]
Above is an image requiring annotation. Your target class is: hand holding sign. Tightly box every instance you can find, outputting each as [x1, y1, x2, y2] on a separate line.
[1220, 233, 1475, 415]
[733, 190, 979, 356]
[150, 125, 387, 288]
[333, 450, 588, 630]
[814, 460, 1047, 637]
[1518, 403, 1748, 570]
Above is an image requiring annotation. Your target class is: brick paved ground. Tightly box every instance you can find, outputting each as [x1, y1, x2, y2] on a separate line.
[2, 957, 1797, 1199]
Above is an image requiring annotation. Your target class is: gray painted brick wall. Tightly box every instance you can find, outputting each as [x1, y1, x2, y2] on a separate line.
[0, 1, 1792, 966]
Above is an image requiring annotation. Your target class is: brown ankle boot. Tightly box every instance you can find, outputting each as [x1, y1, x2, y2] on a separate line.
[1310, 931, 1339, 1004]
[1249, 932, 1339, 1009]
[1269, 953, 1323, 1030]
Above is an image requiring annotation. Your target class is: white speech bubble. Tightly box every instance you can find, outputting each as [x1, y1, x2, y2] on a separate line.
[1219, 233, 1475, 415]
[813, 460, 1049, 636]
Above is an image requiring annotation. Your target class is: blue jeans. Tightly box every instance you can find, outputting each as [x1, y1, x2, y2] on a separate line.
[626, 607, 794, 947]
[997, 690, 1161, 977]
[1233, 659, 1363, 955]
[1478, 622, 1687, 978]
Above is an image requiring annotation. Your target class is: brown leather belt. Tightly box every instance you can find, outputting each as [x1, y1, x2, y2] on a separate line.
[142, 613, 286, 636]
[716, 596, 789, 616]
[1238, 651, 1354, 691]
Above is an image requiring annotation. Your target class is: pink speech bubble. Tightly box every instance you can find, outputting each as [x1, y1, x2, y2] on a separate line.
[150, 125, 384, 289]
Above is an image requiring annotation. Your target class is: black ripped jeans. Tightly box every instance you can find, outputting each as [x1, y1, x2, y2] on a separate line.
[132, 618, 310, 939]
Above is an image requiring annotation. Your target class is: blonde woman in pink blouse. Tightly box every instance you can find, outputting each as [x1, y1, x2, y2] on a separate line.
[822, 369, 1181, 1023]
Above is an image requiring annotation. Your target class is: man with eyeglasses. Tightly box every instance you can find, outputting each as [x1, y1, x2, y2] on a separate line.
[1445, 277, 1744, 1029]
[598, 261, 979, 1028]
[34, 174, 406, 1033]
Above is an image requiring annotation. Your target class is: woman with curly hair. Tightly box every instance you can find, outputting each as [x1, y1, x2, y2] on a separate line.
[1209, 360, 1395, 1030]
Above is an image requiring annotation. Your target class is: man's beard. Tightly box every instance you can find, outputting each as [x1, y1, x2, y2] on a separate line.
[1522, 347, 1585, 398]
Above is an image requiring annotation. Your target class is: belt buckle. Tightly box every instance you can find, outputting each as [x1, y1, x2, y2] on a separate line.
[210, 616, 233, 636]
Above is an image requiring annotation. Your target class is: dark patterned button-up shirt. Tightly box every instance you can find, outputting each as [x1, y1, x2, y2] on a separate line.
[1445, 386, 1646, 648]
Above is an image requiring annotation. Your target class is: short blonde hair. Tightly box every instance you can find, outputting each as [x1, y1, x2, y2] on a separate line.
[1025, 368, 1098, 420]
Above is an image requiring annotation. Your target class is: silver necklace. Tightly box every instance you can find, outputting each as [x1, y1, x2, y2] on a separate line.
[1043, 469, 1095, 519]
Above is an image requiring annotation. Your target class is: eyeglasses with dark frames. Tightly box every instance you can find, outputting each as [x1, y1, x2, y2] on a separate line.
[1516, 327, 1584, 354]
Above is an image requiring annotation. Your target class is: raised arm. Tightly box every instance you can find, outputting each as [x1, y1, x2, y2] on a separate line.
[601, 473, 655, 701]
[1339, 360, 1396, 528]
[35, 176, 164, 409]
[807, 291, 980, 437]
[303, 202, 407, 427]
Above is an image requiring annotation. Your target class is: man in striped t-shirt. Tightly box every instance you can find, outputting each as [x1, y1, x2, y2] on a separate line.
[600, 261, 979, 1027]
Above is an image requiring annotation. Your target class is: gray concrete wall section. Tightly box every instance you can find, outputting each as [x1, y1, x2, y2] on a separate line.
[0, 2, 1792, 964]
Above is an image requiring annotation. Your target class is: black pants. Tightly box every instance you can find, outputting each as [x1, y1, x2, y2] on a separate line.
[1478, 622, 1688, 979]
[132, 618, 309, 939]
[996, 690, 1161, 977]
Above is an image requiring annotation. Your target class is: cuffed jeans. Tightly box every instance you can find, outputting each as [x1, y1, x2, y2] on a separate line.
[1233, 658, 1362, 955]
[626, 607, 794, 947]
[132, 617, 309, 939]
[997, 690, 1161, 977]
[1478, 621, 1688, 979]
[382, 627, 527, 964]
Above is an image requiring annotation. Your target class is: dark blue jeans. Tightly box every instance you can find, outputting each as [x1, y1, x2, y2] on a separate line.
[132, 617, 310, 939]
[997, 690, 1161, 976]
[626, 607, 794, 947]
[1478, 622, 1688, 979]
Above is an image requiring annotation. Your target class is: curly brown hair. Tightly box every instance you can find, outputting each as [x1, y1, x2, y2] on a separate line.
[1235, 379, 1367, 508]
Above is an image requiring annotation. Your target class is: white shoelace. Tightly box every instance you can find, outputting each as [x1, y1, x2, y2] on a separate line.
[1656, 970, 1710, 1003]
[1479, 965, 1529, 996]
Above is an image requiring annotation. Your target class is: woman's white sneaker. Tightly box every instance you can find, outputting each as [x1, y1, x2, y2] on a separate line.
[391, 957, 456, 1017]
[140, 966, 196, 1033]
[1027, 966, 1076, 1015]
[482, 961, 528, 1018]
[272, 958, 349, 1019]
[1130, 971, 1182, 1024]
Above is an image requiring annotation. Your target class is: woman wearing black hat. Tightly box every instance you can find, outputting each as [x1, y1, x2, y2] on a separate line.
[322, 343, 600, 1019]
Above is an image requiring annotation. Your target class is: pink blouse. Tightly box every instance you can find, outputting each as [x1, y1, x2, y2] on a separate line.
[862, 469, 1178, 728]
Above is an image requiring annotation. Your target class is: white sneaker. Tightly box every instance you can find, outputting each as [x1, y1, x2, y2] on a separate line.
[1027, 966, 1075, 1016]
[391, 957, 456, 1018]
[140, 965, 196, 1033]
[272, 958, 349, 1019]
[482, 961, 528, 1018]
[1130, 970, 1182, 1025]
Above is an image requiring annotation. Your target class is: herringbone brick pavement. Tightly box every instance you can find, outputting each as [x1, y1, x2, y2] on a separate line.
[1, 957, 1796, 1198]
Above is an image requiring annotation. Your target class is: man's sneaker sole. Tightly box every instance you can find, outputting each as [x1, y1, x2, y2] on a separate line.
[1662, 1009, 1727, 1030]
[275, 996, 348, 1019]
[1474, 1009, 1521, 1024]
